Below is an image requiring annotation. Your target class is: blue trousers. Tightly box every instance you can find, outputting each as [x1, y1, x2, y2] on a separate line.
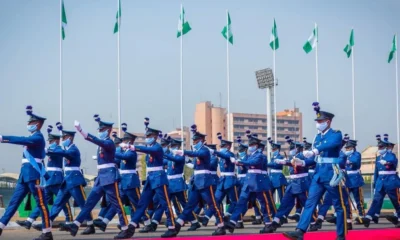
[348, 187, 365, 217]
[98, 204, 112, 218]
[0, 180, 51, 229]
[205, 185, 239, 219]
[50, 184, 92, 222]
[297, 180, 348, 237]
[153, 191, 195, 224]
[275, 190, 308, 219]
[75, 182, 128, 226]
[30, 184, 72, 222]
[271, 185, 286, 203]
[367, 187, 400, 217]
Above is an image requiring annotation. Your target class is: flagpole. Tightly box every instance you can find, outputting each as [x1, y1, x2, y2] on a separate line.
[395, 34, 399, 158]
[315, 23, 319, 102]
[59, 0, 63, 122]
[273, 42, 277, 142]
[180, 4, 184, 148]
[226, 10, 230, 141]
[351, 32, 356, 139]
[117, 0, 121, 137]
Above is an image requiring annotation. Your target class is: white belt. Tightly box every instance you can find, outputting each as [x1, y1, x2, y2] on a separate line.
[270, 169, 283, 173]
[308, 169, 315, 173]
[220, 172, 235, 176]
[238, 174, 246, 178]
[47, 167, 63, 172]
[317, 157, 337, 164]
[167, 174, 183, 180]
[119, 169, 137, 174]
[347, 170, 360, 174]
[64, 167, 80, 171]
[210, 171, 217, 175]
[379, 171, 397, 175]
[262, 170, 268, 174]
[22, 158, 42, 164]
[194, 170, 211, 175]
[97, 163, 116, 170]
[248, 169, 263, 174]
[290, 173, 309, 179]
[146, 166, 163, 172]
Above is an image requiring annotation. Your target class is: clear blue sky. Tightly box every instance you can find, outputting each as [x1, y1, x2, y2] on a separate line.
[0, 0, 399, 174]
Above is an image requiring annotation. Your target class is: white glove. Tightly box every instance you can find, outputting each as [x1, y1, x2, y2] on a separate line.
[274, 159, 286, 165]
[0, 135, 2, 142]
[185, 163, 194, 169]
[92, 155, 97, 160]
[312, 149, 319, 155]
[209, 149, 215, 155]
[291, 158, 305, 167]
[119, 143, 128, 149]
[230, 157, 237, 164]
[346, 160, 350, 164]
[379, 160, 387, 165]
[128, 145, 135, 151]
[44, 148, 48, 153]
[74, 120, 88, 138]
[173, 150, 184, 156]
[303, 150, 315, 158]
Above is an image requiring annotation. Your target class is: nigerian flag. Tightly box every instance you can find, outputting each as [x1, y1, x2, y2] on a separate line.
[269, 19, 279, 50]
[61, 0, 67, 40]
[221, 12, 233, 44]
[343, 29, 354, 58]
[113, 0, 121, 34]
[177, 7, 191, 38]
[388, 34, 397, 63]
[303, 24, 318, 54]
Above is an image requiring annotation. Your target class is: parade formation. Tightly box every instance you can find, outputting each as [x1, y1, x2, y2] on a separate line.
[0, 103, 399, 240]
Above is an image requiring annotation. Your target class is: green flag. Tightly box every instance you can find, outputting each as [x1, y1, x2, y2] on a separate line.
[388, 34, 397, 63]
[113, 0, 121, 34]
[343, 29, 354, 58]
[303, 24, 318, 54]
[269, 19, 279, 50]
[61, 0, 67, 40]
[221, 12, 233, 44]
[177, 7, 191, 38]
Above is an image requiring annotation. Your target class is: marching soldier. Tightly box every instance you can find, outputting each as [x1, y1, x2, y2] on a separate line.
[267, 137, 287, 203]
[0, 106, 53, 240]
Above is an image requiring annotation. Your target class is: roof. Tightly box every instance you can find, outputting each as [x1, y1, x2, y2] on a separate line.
[0, 173, 97, 183]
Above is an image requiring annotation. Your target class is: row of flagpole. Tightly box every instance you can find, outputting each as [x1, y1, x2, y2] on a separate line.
[58, 1, 399, 151]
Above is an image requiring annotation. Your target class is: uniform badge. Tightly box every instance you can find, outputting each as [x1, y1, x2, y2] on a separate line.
[123, 160, 126, 165]
[196, 159, 201, 165]
[149, 157, 153, 163]
[172, 163, 175, 169]
[48, 157, 51, 162]
[99, 148, 104, 158]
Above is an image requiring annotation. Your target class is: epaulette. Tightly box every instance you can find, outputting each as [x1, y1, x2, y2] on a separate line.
[334, 130, 341, 133]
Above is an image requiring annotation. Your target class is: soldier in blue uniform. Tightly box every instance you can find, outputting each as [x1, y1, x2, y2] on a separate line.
[0, 106, 53, 240]
[234, 136, 248, 228]
[360, 138, 400, 227]
[63, 115, 134, 239]
[120, 118, 177, 238]
[17, 125, 72, 230]
[267, 137, 287, 203]
[32, 122, 94, 235]
[283, 102, 348, 240]
[171, 125, 226, 236]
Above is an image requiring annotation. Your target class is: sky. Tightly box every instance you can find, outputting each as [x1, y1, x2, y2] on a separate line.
[0, 0, 399, 174]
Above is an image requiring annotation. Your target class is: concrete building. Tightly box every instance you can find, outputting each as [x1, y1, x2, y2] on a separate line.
[194, 101, 302, 153]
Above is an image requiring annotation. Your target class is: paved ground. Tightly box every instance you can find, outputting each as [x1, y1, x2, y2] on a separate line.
[0, 219, 396, 240]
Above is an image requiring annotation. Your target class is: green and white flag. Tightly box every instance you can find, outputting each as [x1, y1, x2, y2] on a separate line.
[61, 0, 67, 40]
[388, 34, 397, 63]
[303, 24, 318, 54]
[221, 12, 233, 44]
[343, 29, 354, 58]
[113, 0, 121, 34]
[269, 19, 279, 50]
[177, 7, 191, 38]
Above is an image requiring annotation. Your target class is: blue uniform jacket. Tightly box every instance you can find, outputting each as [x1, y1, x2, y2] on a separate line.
[267, 152, 288, 188]
[345, 151, 364, 188]
[47, 143, 86, 189]
[184, 146, 214, 190]
[240, 151, 271, 192]
[373, 152, 400, 191]
[2, 131, 46, 183]
[115, 148, 140, 190]
[164, 152, 186, 193]
[210, 155, 219, 186]
[215, 150, 237, 190]
[284, 153, 310, 194]
[86, 134, 118, 187]
[135, 142, 168, 190]
[45, 145, 64, 187]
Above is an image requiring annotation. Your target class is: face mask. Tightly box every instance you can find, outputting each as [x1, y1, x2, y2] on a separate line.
[388, 149, 393, 153]
[49, 142, 57, 149]
[145, 137, 155, 145]
[289, 149, 297, 156]
[248, 146, 257, 153]
[98, 130, 109, 140]
[344, 150, 354, 156]
[238, 151, 246, 159]
[193, 141, 203, 150]
[316, 121, 328, 132]
[27, 124, 37, 132]
[62, 138, 71, 147]
[378, 149, 387, 156]
[220, 148, 228, 152]
[170, 147, 178, 152]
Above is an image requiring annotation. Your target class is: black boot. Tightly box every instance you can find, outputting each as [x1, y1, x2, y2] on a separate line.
[280, 216, 288, 225]
[114, 224, 135, 239]
[283, 229, 305, 240]
[117, 224, 121, 230]
[187, 222, 201, 231]
[93, 220, 108, 232]
[139, 222, 157, 233]
[63, 223, 79, 237]
[372, 216, 379, 224]
[235, 222, 244, 229]
[16, 220, 32, 230]
[224, 221, 235, 234]
[81, 225, 95, 235]
[386, 215, 399, 225]
[287, 214, 300, 222]
[58, 222, 68, 232]
[32, 232, 53, 240]
[161, 228, 178, 238]
[174, 222, 182, 234]
[361, 217, 371, 228]
[212, 227, 226, 236]
[347, 222, 352, 231]
[252, 218, 263, 225]
[260, 221, 279, 234]
[223, 215, 230, 222]
[199, 216, 209, 227]
[32, 224, 43, 232]
[309, 218, 323, 232]
[0, 228, 2, 236]
[326, 216, 337, 224]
